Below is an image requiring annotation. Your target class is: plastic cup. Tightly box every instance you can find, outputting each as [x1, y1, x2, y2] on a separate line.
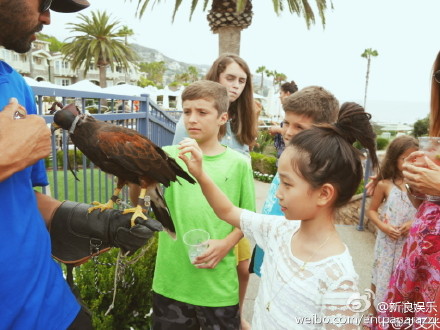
[182, 229, 210, 264]
[418, 137, 440, 166]
[410, 137, 440, 201]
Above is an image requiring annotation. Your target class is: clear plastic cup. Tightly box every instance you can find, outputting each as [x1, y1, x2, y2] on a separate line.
[182, 229, 210, 265]
[410, 137, 440, 201]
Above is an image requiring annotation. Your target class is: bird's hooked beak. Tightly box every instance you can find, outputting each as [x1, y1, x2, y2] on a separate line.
[51, 122, 61, 134]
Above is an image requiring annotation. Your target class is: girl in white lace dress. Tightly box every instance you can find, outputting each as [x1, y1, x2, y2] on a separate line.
[366, 135, 418, 313]
[178, 102, 379, 329]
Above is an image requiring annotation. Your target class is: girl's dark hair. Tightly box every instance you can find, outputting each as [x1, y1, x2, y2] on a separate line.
[378, 135, 418, 182]
[288, 102, 379, 208]
[205, 54, 257, 146]
[280, 81, 298, 95]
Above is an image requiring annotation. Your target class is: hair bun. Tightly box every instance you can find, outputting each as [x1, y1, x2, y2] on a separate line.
[333, 102, 378, 168]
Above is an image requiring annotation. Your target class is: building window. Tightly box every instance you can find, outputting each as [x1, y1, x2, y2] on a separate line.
[2, 49, 11, 60]
[55, 78, 71, 86]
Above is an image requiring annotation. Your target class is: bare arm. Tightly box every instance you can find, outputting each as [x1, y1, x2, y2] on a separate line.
[366, 181, 401, 240]
[178, 138, 242, 228]
[365, 175, 378, 196]
[35, 191, 62, 228]
[0, 98, 51, 182]
[268, 125, 282, 136]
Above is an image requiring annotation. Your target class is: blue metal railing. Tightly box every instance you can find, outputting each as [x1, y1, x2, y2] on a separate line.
[33, 86, 177, 205]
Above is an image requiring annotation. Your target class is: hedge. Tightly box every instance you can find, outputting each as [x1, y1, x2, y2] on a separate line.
[250, 152, 277, 176]
[74, 237, 158, 329]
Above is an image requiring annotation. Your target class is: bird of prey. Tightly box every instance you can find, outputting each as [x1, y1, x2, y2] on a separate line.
[51, 104, 195, 237]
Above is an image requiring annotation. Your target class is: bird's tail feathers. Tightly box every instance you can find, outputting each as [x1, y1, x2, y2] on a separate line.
[168, 157, 196, 185]
[148, 186, 176, 239]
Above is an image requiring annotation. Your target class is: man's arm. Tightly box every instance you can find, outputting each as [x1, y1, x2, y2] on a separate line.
[0, 98, 51, 181]
[35, 191, 61, 228]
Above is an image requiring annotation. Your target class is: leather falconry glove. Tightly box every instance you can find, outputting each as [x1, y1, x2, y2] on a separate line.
[50, 201, 163, 266]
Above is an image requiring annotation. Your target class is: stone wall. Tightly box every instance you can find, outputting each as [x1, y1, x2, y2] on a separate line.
[335, 193, 377, 235]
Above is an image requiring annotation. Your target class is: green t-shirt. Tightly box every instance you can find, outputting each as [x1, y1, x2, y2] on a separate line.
[152, 145, 256, 307]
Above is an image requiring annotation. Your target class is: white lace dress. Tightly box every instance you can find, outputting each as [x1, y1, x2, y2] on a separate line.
[240, 210, 361, 330]
[371, 184, 416, 308]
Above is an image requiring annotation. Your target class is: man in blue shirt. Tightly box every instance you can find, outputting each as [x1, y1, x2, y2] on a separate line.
[0, 1, 160, 328]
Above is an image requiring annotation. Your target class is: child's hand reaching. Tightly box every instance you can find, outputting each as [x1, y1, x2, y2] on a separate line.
[193, 238, 232, 269]
[365, 175, 378, 196]
[178, 138, 203, 179]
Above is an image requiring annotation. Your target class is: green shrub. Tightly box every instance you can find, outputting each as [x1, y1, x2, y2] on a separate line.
[353, 137, 389, 151]
[75, 237, 158, 329]
[355, 179, 365, 195]
[376, 137, 389, 150]
[250, 152, 277, 176]
[45, 150, 90, 169]
[253, 130, 274, 154]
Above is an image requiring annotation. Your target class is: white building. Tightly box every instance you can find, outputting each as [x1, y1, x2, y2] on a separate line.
[0, 39, 141, 87]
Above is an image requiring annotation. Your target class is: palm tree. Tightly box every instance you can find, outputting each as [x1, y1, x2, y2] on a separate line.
[187, 65, 200, 82]
[274, 72, 287, 88]
[256, 65, 266, 93]
[361, 48, 379, 109]
[62, 10, 138, 88]
[118, 25, 134, 45]
[265, 69, 275, 86]
[118, 25, 135, 82]
[133, 0, 332, 55]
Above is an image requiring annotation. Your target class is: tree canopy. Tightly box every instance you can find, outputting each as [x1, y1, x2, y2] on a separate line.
[62, 10, 138, 87]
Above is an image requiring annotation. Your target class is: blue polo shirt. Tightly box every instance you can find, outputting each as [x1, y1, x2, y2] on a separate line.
[0, 61, 79, 329]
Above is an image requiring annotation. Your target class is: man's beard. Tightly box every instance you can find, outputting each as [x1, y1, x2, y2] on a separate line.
[0, 0, 43, 54]
[2, 25, 43, 54]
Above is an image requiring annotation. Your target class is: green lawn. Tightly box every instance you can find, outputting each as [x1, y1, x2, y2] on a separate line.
[36, 168, 128, 205]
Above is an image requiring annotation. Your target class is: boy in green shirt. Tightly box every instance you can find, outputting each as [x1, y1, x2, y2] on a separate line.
[152, 80, 256, 329]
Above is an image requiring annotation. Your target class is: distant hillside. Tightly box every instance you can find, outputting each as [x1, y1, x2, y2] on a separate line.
[131, 43, 210, 83]
[131, 43, 268, 93]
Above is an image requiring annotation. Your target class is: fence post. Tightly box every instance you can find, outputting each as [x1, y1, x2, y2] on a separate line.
[357, 149, 372, 231]
[139, 94, 149, 137]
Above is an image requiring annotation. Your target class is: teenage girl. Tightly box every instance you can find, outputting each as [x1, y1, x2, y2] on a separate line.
[178, 102, 379, 329]
[173, 53, 257, 155]
[366, 135, 418, 314]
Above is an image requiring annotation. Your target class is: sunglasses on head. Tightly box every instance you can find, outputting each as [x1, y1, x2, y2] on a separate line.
[40, 0, 53, 13]
[434, 70, 440, 84]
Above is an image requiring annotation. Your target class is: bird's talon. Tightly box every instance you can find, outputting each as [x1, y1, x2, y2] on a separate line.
[88, 200, 115, 213]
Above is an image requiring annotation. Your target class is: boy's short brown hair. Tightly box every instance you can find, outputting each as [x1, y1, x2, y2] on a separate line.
[181, 80, 229, 115]
[282, 86, 339, 124]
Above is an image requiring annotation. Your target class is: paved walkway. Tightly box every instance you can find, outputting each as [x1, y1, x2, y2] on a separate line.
[242, 180, 376, 324]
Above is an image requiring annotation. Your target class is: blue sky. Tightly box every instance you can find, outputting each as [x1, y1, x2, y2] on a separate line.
[44, 0, 440, 124]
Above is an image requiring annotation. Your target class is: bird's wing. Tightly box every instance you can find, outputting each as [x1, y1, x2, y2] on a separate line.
[96, 128, 175, 184]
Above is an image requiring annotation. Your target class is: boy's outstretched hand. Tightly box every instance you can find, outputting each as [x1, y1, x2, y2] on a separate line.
[178, 138, 203, 179]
